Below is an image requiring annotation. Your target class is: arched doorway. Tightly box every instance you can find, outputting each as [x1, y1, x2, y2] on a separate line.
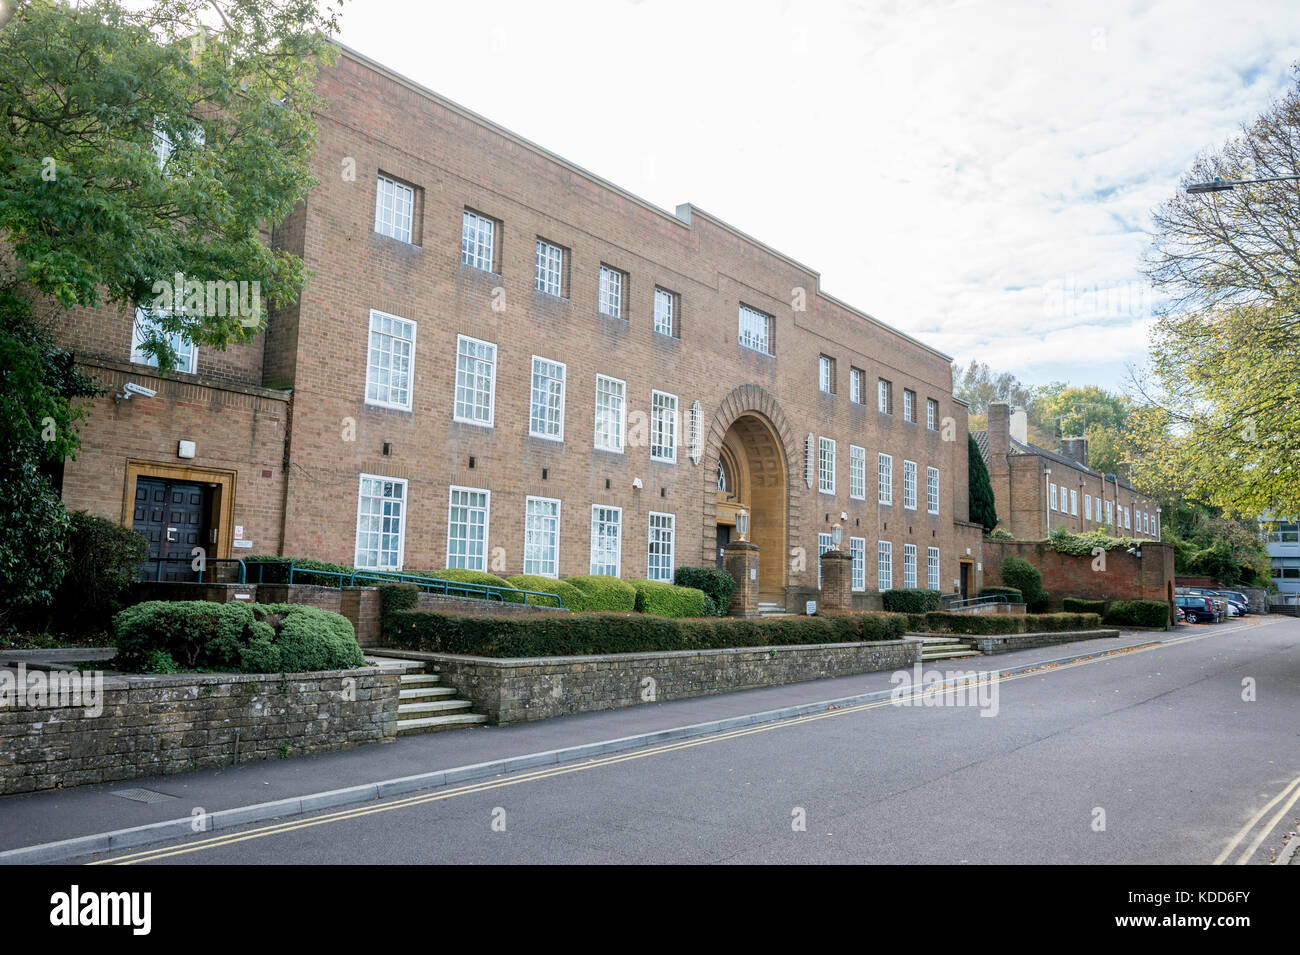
[712, 412, 789, 599]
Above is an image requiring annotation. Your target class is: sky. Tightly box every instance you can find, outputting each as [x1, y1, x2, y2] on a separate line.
[336, 0, 1300, 393]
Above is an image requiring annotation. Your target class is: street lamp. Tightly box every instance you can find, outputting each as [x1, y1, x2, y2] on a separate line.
[1186, 174, 1300, 194]
[736, 507, 749, 543]
[831, 521, 843, 551]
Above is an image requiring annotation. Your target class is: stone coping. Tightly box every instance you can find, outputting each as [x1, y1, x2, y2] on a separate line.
[0, 653, 383, 690]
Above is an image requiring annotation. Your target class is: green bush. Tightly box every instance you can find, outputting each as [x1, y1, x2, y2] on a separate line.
[426, 568, 525, 602]
[112, 600, 364, 673]
[629, 579, 714, 617]
[1104, 600, 1171, 628]
[1023, 612, 1102, 631]
[505, 575, 581, 609]
[1028, 590, 1051, 614]
[882, 588, 942, 614]
[924, 612, 1024, 635]
[1062, 597, 1106, 615]
[904, 613, 930, 632]
[564, 575, 637, 612]
[51, 512, 148, 634]
[242, 556, 354, 586]
[378, 583, 419, 617]
[383, 609, 906, 657]
[979, 586, 1024, 602]
[674, 567, 734, 616]
[999, 557, 1043, 607]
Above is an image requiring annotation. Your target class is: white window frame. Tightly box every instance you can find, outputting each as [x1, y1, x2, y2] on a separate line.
[818, 436, 836, 495]
[850, 537, 867, 592]
[654, 287, 676, 338]
[365, 308, 416, 412]
[529, 356, 566, 441]
[132, 307, 197, 374]
[877, 540, 893, 592]
[523, 496, 562, 578]
[927, 466, 940, 515]
[927, 546, 940, 590]
[850, 368, 865, 404]
[647, 511, 675, 582]
[1106, 501, 1114, 525]
[1085, 494, 1092, 521]
[819, 355, 834, 394]
[375, 175, 415, 243]
[903, 389, 914, 423]
[454, 334, 496, 427]
[354, 474, 407, 571]
[651, 390, 679, 463]
[738, 304, 772, 354]
[927, 398, 938, 431]
[878, 379, 892, 414]
[535, 239, 564, 297]
[589, 505, 622, 577]
[904, 543, 918, 589]
[446, 485, 491, 571]
[594, 374, 627, 453]
[817, 532, 834, 589]
[878, 453, 893, 505]
[903, 460, 917, 510]
[1070, 488, 1078, 516]
[849, 445, 866, 501]
[599, 265, 625, 319]
[1050, 483, 1058, 511]
[461, 209, 496, 272]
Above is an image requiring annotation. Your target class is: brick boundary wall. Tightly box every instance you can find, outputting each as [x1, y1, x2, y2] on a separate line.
[981, 539, 1175, 611]
[376, 640, 920, 724]
[0, 666, 399, 795]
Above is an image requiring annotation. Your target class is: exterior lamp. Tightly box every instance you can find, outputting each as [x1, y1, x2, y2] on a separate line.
[736, 507, 749, 542]
[1186, 174, 1300, 194]
[832, 521, 843, 550]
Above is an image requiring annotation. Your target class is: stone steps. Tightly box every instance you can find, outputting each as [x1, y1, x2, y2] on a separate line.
[399, 685, 455, 701]
[918, 638, 982, 661]
[394, 668, 487, 735]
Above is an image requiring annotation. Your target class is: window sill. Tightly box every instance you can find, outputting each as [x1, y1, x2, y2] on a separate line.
[365, 398, 413, 413]
[373, 231, 422, 249]
[453, 416, 495, 429]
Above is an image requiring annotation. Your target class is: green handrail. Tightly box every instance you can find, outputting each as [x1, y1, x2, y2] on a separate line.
[248, 560, 563, 608]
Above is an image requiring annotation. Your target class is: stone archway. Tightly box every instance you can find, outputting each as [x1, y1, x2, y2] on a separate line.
[702, 386, 801, 600]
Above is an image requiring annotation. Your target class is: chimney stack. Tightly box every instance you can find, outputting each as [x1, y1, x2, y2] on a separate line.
[1116, 461, 1133, 485]
[1009, 406, 1028, 444]
[1059, 436, 1090, 469]
[988, 402, 1011, 458]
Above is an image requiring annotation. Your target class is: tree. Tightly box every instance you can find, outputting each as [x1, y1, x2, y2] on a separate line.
[1136, 66, 1300, 517]
[0, 0, 342, 620]
[1161, 498, 1270, 587]
[1032, 384, 1135, 475]
[952, 360, 1036, 415]
[968, 433, 998, 532]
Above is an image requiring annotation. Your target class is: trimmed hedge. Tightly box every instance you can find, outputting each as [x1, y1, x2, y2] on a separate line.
[112, 600, 365, 673]
[565, 575, 637, 612]
[979, 586, 1024, 602]
[384, 609, 908, 657]
[505, 574, 582, 609]
[674, 566, 735, 616]
[1028, 590, 1051, 614]
[378, 583, 419, 617]
[629, 579, 715, 617]
[425, 568, 524, 602]
[922, 611, 1103, 635]
[1062, 597, 1106, 615]
[905, 613, 930, 632]
[1104, 599, 1171, 628]
[882, 588, 942, 614]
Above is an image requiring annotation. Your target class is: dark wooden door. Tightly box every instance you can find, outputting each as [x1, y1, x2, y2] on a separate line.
[959, 562, 970, 600]
[715, 525, 731, 568]
[133, 478, 210, 581]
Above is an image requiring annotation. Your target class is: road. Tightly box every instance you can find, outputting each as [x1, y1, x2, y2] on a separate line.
[79, 616, 1300, 865]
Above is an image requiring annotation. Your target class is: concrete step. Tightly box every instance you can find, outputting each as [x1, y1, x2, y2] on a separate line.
[921, 649, 984, 660]
[399, 673, 439, 686]
[397, 713, 490, 735]
[398, 699, 474, 719]
[399, 686, 458, 701]
[368, 656, 426, 673]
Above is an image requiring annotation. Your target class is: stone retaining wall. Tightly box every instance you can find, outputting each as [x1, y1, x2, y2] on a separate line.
[954, 628, 1121, 655]
[377, 639, 919, 724]
[0, 664, 399, 795]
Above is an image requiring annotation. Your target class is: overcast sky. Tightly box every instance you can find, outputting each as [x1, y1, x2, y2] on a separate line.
[336, 0, 1300, 393]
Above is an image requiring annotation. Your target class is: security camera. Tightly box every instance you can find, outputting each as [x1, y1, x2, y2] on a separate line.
[116, 381, 157, 402]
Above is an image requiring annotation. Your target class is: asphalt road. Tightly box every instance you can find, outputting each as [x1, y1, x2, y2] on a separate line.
[79, 616, 1300, 865]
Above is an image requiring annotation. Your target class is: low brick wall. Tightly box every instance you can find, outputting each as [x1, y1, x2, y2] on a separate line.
[413, 593, 568, 615]
[0, 665, 399, 795]
[378, 640, 919, 724]
[954, 628, 1121, 655]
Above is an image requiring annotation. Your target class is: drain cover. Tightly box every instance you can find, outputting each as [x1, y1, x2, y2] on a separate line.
[110, 788, 178, 804]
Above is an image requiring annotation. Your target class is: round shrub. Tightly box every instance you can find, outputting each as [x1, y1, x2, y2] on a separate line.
[426, 568, 524, 602]
[999, 557, 1043, 607]
[250, 603, 365, 672]
[979, 586, 1024, 603]
[673, 567, 734, 616]
[564, 574, 637, 612]
[629, 580, 715, 617]
[113, 600, 255, 670]
[505, 574, 584, 610]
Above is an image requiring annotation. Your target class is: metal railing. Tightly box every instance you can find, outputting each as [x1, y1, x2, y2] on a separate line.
[939, 592, 1015, 612]
[140, 556, 247, 583]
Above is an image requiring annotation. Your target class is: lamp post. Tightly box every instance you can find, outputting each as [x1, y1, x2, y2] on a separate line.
[831, 521, 843, 551]
[736, 507, 749, 543]
[1186, 174, 1300, 194]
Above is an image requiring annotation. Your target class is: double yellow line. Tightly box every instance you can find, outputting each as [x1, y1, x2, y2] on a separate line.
[92, 621, 1267, 864]
[1214, 773, 1300, 865]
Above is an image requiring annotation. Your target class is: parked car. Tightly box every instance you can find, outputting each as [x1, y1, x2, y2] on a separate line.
[1187, 589, 1229, 618]
[1211, 590, 1251, 615]
[1176, 594, 1221, 623]
[1176, 605, 1186, 623]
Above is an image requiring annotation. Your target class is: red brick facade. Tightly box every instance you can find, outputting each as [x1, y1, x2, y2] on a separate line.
[982, 538, 1175, 612]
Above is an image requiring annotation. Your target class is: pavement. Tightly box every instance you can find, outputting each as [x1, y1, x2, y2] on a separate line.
[1, 618, 1296, 864]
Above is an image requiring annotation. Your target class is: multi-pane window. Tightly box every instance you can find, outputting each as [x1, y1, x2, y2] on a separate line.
[878, 453, 893, 505]
[535, 239, 564, 296]
[850, 537, 866, 592]
[648, 512, 675, 582]
[454, 335, 496, 426]
[446, 486, 490, 570]
[1050, 483, 1058, 511]
[818, 437, 836, 494]
[354, 475, 406, 570]
[594, 374, 626, 452]
[849, 445, 866, 500]
[590, 505, 622, 577]
[850, 367, 866, 404]
[927, 398, 938, 430]
[819, 355, 835, 394]
[523, 496, 561, 577]
[903, 389, 915, 422]
[132, 308, 197, 373]
[877, 541, 893, 591]
[1106, 501, 1114, 525]
[1125, 507, 1131, 530]
[878, 379, 893, 414]
[1145, 512, 1151, 534]
[1070, 489, 1078, 516]
[927, 466, 940, 515]
[529, 356, 565, 440]
[651, 390, 678, 463]
[375, 175, 416, 243]
[654, 288, 677, 337]
[460, 210, 495, 272]
[903, 543, 918, 589]
[738, 304, 772, 354]
[903, 460, 917, 510]
[927, 547, 940, 590]
[366, 309, 415, 410]
[1085, 494, 1092, 521]
[599, 265, 625, 319]
[817, 532, 834, 589]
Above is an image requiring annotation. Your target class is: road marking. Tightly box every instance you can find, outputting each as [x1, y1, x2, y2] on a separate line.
[91, 619, 1275, 864]
[1214, 773, 1300, 866]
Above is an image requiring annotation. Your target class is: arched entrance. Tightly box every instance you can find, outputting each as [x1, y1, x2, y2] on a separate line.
[704, 386, 797, 602]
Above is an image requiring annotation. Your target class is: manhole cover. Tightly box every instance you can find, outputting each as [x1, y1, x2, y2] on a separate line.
[110, 788, 178, 804]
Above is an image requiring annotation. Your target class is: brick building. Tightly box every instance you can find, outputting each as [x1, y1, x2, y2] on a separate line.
[973, 402, 1161, 542]
[55, 42, 984, 611]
